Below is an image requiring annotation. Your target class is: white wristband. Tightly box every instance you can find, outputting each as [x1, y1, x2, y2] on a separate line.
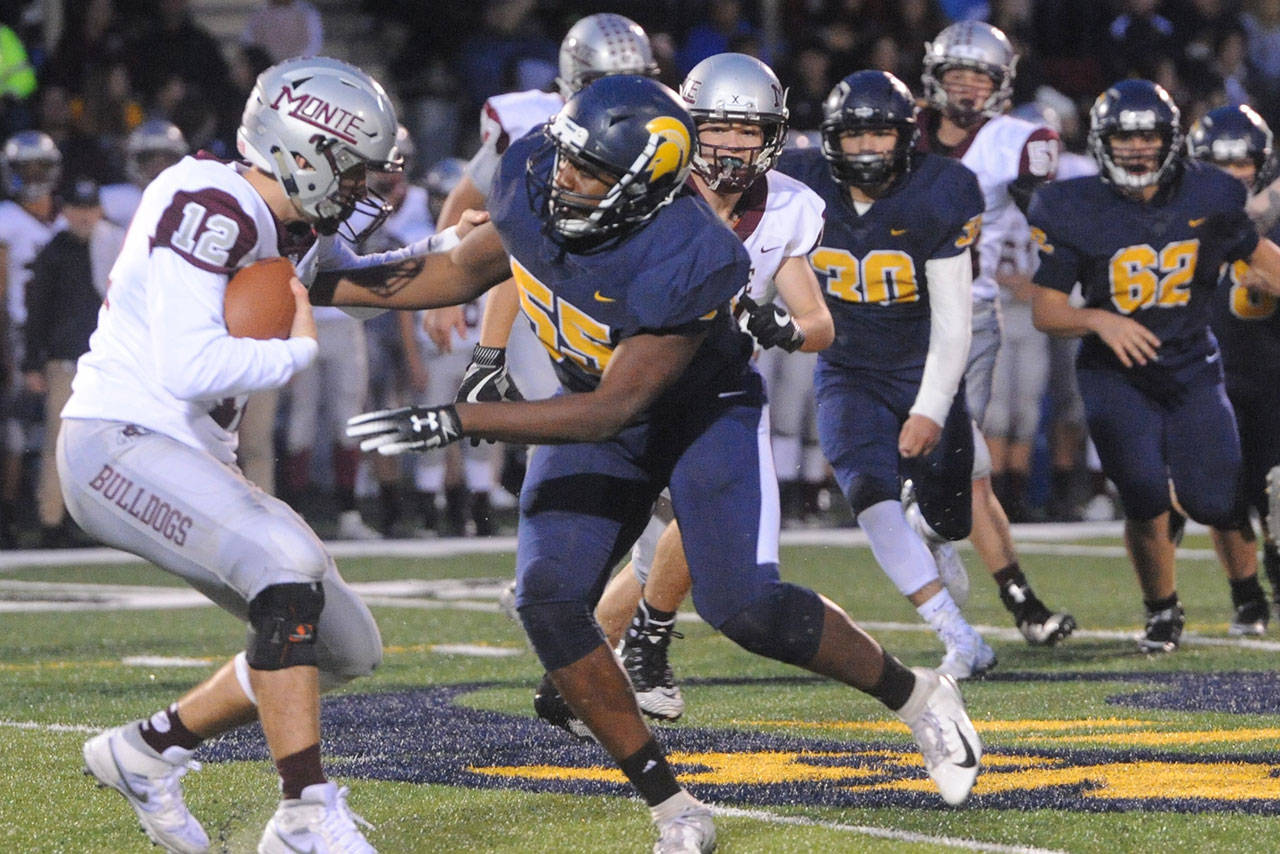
[423, 225, 462, 255]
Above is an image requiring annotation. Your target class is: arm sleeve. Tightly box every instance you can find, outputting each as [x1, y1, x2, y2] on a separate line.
[911, 250, 974, 425]
[146, 248, 316, 401]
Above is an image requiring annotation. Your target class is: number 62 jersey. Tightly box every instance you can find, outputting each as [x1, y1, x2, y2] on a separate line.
[1028, 159, 1259, 372]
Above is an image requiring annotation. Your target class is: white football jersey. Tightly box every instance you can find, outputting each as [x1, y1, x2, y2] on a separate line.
[950, 113, 1060, 301]
[100, 181, 143, 229]
[466, 89, 564, 198]
[63, 155, 318, 464]
[734, 169, 826, 306]
[0, 199, 64, 326]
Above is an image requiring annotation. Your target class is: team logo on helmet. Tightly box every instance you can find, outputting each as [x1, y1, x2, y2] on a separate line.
[644, 116, 691, 182]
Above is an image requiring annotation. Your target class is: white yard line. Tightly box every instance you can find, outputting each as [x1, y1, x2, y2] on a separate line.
[713, 805, 1068, 854]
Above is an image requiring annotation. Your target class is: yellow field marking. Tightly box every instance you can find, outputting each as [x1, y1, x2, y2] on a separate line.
[471, 748, 1280, 803]
[739, 717, 1280, 748]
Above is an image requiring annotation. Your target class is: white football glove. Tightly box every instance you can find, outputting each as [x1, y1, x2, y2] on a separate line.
[346, 404, 463, 455]
[738, 294, 806, 352]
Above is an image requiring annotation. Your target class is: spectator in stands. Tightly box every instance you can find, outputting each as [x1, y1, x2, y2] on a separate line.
[677, 0, 764, 72]
[1105, 0, 1178, 81]
[21, 178, 124, 547]
[242, 0, 324, 64]
[126, 0, 232, 114]
[42, 0, 129, 97]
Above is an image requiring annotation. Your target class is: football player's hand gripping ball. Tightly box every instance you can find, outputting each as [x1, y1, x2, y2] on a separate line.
[347, 405, 463, 455]
[738, 294, 806, 352]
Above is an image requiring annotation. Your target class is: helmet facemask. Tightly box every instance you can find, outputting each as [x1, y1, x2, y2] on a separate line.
[822, 124, 913, 190]
[692, 118, 785, 192]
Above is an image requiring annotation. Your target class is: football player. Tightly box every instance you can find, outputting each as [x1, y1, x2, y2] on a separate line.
[334, 75, 983, 849]
[1029, 79, 1280, 652]
[61, 57, 429, 853]
[1187, 104, 1280, 634]
[0, 130, 64, 549]
[913, 21, 1077, 647]
[425, 12, 658, 406]
[780, 69, 992, 679]
[585, 52, 834, 723]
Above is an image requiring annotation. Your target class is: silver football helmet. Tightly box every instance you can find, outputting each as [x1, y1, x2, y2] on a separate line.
[237, 56, 401, 239]
[681, 52, 789, 192]
[922, 21, 1017, 125]
[2, 130, 61, 202]
[555, 13, 659, 99]
[125, 119, 188, 186]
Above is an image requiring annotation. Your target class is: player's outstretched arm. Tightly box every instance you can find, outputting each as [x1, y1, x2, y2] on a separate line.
[773, 255, 833, 352]
[1031, 285, 1160, 368]
[313, 220, 511, 311]
[348, 329, 708, 453]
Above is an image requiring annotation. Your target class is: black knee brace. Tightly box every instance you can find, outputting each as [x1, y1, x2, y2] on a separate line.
[247, 582, 324, 670]
[519, 599, 604, 672]
[719, 583, 825, 667]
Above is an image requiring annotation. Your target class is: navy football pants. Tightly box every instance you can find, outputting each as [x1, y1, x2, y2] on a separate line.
[513, 397, 785, 671]
[1078, 361, 1240, 526]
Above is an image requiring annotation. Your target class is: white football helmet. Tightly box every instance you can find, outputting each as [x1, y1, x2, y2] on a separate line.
[556, 13, 659, 99]
[922, 21, 1017, 124]
[2, 130, 61, 202]
[681, 52, 789, 192]
[237, 56, 401, 239]
[125, 119, 188, 186]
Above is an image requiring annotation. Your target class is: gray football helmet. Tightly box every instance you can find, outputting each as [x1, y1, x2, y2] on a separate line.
[681, 52, 789, 192]
[922, 21, 1017, 125]
[125, 119, 188, 186]
[555, 13, 659, 99]
[2, 130, 61, 202]
[237, 56, 401, 238]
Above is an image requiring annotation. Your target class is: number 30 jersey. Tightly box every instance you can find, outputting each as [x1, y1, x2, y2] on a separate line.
[63, 155, 320, 464]
[1029, 160, 1259, 371]
[778, 147, 984, 373]
[488, 130, 755, 414]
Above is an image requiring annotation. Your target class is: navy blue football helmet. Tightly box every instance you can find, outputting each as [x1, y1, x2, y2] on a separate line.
[1187, 104, 1275, 192]
[528, 75, 695, 250]
[1088, 79, 1183, 193]
[820, 70, 918, 189]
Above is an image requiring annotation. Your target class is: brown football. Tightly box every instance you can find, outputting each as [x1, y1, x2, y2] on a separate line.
[224, 257, 296, 340]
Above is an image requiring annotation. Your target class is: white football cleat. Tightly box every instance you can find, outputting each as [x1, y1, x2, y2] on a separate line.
[936, 617, 997, 681]
[259, 782, 376, 854]
[83, 723, 210, 854]
[897, 667, 982, 806]
[652, 803, 716, 854]
[337, 510, 382, 541]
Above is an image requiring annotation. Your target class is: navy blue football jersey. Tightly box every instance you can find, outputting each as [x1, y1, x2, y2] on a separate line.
[778, 148, 984, 372]
[1030, 160, 1259, 370]
[488, 129, 755, 412]
[1211, 221, 1280, 378]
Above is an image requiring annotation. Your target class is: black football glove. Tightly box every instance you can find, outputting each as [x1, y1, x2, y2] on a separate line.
[738, 294, 806, 353]
[346, 404, 463, 455]
[456, 345, 524, 403]
[456, 344, 523, 446]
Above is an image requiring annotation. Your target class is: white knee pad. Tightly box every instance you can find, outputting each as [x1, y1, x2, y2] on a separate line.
[232, 651, 259, 706]
[970, 419, 992, 481]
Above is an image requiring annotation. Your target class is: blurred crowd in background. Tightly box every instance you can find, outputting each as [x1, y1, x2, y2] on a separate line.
[3, 0, 1279, 547]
